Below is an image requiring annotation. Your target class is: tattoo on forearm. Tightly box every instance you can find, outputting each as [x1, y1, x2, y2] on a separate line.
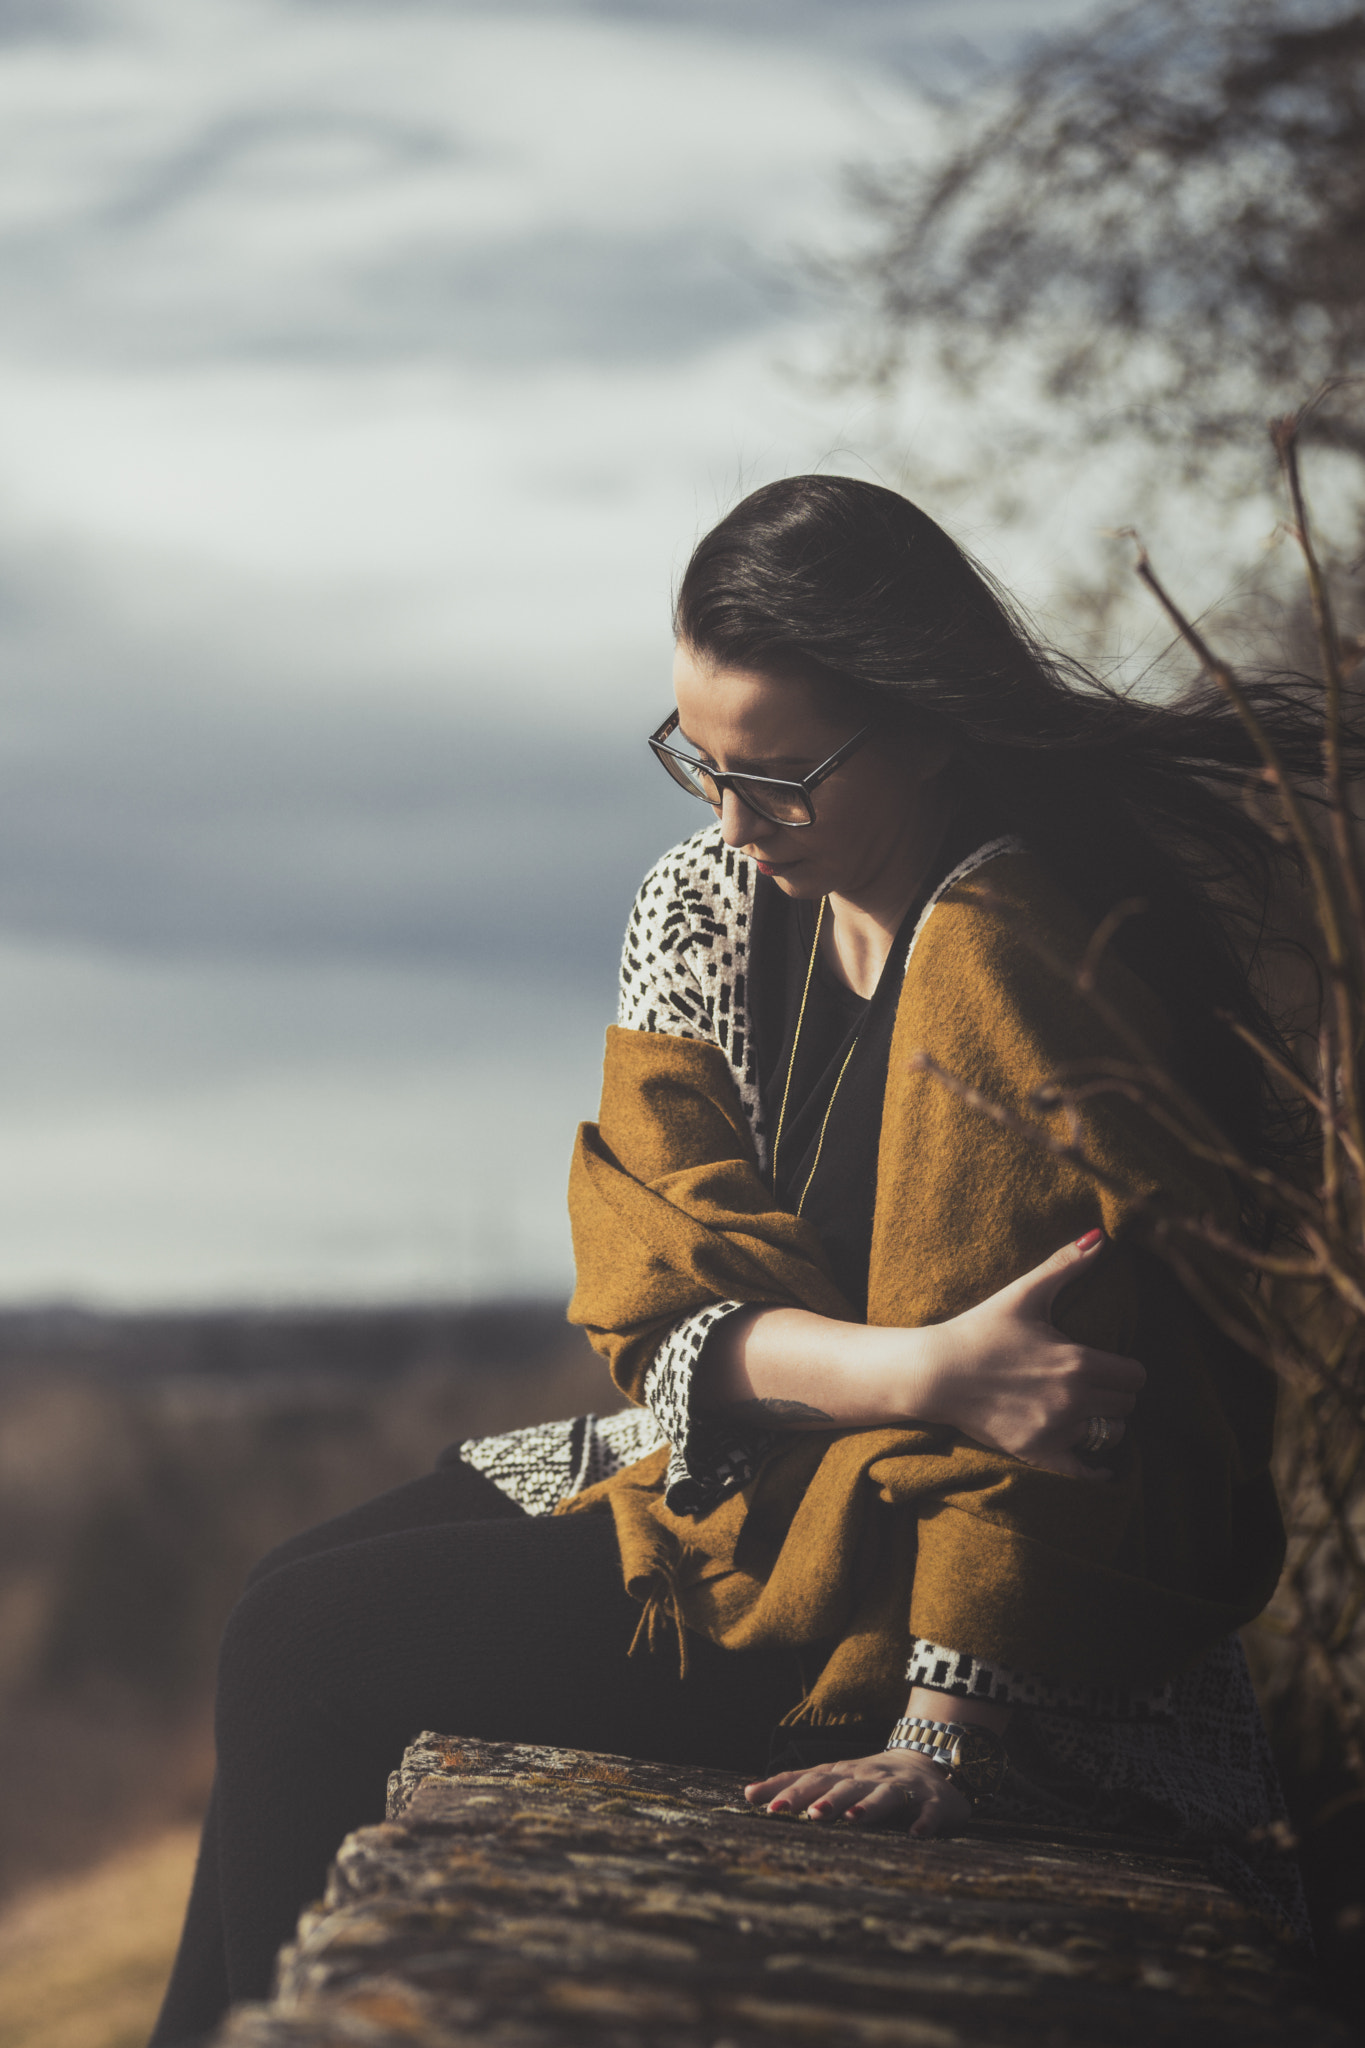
[724, 1396, 835, 1426]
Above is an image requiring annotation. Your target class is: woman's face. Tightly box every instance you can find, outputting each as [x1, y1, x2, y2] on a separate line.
[670, 642, 952, 908]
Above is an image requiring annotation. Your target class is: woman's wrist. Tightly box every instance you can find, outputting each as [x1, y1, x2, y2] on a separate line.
[903, 1684, 1010, 1735]
[694, 1306, 951, 1429]
[888, 1688, 1011, 1809]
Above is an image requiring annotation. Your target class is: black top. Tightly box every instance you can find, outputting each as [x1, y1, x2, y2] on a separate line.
[748, 819, 983, 1316]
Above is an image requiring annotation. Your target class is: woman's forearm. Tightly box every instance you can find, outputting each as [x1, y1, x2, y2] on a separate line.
[690, 1234, 1141, 1478]
[694, 1306, 946, 1428]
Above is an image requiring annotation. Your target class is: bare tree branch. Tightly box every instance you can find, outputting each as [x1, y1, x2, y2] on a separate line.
[913, 408, 1365, 1826]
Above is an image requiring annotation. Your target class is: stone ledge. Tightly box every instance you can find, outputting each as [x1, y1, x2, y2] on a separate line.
[216, 1732, 1349, 2046]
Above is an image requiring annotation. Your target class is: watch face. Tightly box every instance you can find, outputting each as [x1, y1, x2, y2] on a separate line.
[951, 1726, 1008, 1795]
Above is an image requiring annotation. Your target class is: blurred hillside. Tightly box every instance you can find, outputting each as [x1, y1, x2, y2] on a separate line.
[0, 1300, 618, 1902]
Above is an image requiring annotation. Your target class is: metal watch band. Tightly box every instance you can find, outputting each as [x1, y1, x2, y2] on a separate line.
[885, 1734, 957, 1768]
[885, 1716, 968, 1757]
[884, 1715, 1005, 1807]
[884, 1717, 972, 1802]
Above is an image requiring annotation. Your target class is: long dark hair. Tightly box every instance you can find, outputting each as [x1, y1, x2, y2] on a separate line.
[674, 474, 1327, 1183]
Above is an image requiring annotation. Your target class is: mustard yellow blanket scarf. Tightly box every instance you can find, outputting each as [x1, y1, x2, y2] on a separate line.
[561, 851, 1284, 1729]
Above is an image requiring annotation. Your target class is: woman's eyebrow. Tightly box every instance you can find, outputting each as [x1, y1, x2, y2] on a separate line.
[675, 727, 815, 771]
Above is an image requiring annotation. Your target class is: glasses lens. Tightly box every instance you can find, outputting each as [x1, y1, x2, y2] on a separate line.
[653, 744, 719, 803]
[650, 738, 812, 825]
[731, 777, 811, 826]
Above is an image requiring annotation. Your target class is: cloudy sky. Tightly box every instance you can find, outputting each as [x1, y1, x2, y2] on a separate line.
[0, 0, 1106, 1307]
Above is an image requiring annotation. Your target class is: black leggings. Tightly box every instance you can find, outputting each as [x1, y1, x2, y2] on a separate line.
[149, 1449, 805, 2045]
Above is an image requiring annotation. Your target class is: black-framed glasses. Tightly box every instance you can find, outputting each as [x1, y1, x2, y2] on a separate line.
[648, 711, 876, 828]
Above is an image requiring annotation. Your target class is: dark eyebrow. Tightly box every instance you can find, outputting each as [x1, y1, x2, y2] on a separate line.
[675, 727, 817, 773]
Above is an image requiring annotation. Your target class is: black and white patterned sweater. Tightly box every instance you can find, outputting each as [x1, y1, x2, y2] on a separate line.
[460, 824, 1301, 1932]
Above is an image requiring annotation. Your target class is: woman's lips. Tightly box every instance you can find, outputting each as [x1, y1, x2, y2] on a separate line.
[754, 858, 793, 877]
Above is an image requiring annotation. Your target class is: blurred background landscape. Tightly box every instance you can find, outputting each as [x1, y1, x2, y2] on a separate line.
[0, 1296, 618, 2048]
[1, 0, 1363, 2042]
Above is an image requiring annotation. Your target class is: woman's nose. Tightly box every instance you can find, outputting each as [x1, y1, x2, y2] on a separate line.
[718, 787, 768, 848]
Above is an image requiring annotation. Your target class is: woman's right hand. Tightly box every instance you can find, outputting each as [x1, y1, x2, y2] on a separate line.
[917, 1231, 1145, 1481]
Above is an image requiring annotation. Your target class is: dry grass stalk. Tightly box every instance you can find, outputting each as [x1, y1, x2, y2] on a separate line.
[1130, 408, 1365, 1801]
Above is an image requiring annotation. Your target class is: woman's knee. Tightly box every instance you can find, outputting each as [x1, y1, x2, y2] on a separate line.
[219, 1531, 414, 1732]
[215, 1558, 325, 1732]
[243, 1535, 305, 1591]
[241, 1503, 383, 1589]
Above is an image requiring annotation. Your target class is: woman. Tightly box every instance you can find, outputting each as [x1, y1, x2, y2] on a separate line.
[151, 478, 1308, 2044]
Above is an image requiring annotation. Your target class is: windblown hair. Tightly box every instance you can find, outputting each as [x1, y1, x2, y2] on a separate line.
[674, 474, 1330, 1191]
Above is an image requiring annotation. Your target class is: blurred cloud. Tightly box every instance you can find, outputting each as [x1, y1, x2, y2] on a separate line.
[0, 941, 608, 1301]
[0, 0, 1092, 1305]
[0, 2, 92, 40]
[356, 227, 796, 367]
[0, 593, 694, 969]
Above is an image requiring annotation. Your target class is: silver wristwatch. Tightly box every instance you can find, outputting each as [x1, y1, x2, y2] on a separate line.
[884, 1715, 1007, 1806]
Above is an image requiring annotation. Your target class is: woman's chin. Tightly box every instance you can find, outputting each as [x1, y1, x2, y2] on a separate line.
[753, 859, 816, 896]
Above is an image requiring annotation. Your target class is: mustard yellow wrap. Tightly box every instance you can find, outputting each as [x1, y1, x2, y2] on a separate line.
[561, 851, 1284, 1728]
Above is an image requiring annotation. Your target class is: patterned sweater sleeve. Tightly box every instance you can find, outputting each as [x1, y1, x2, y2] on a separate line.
[905, 1639, 1172, 1715]
[616, 828, 779, 1508]
[616, 826, 765, 1140]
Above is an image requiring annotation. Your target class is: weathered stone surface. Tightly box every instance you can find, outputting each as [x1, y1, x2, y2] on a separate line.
[216, 1732, 1349, 2047]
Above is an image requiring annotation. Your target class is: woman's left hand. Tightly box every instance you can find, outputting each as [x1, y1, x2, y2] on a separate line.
[744, 1749, 971, 1837]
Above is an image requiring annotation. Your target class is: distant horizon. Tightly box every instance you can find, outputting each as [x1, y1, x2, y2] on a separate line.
[0, 1286, 579, 1323]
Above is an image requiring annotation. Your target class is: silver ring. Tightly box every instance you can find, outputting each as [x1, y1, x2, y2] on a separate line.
[1081, 1415, 1113, 1454]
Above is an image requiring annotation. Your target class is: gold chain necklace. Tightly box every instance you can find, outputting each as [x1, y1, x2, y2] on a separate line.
[770, 897, 865, 1218]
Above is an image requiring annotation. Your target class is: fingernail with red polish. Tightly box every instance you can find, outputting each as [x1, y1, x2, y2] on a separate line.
[1076, 1228, 1104, 1251]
